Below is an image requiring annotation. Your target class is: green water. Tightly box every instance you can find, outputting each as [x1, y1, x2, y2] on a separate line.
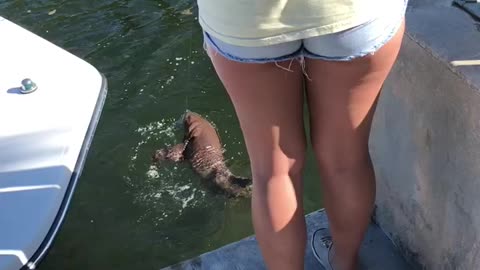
[1, 1, 323, 269]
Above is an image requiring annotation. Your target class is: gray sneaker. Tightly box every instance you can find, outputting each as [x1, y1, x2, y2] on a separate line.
[311, 228, 335, 270]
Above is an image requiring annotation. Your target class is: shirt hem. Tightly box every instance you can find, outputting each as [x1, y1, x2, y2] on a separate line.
[198, 15, 375, 47]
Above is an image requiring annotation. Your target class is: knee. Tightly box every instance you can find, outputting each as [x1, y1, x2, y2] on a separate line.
[312, 138, 372, 177]
[251, 146, 307, 185]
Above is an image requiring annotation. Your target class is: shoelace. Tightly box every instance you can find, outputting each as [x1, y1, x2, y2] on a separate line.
[312, 229, 334, 269]
[320, 234, 333, 249]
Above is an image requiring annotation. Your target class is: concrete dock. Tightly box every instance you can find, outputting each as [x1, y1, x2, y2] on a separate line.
[161, 210, 416, 270]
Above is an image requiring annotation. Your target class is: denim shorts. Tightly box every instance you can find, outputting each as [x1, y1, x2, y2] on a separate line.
[203, 0, 408, 63]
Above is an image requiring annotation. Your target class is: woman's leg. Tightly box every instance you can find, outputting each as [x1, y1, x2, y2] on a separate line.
[207, 48, 307, 270]
[306, 21, 405, 270]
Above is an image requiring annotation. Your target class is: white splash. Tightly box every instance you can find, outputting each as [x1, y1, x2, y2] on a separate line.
[146, 165, 160, 179]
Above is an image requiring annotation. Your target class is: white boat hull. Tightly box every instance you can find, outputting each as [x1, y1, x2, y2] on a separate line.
[0, 16, 108, 270]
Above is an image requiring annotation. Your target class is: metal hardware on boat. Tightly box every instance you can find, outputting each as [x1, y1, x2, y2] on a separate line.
[20, 78, 38, 94]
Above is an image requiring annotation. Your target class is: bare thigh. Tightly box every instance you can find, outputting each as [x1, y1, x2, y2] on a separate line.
[305, 20, 405, 168]
[207, 48, 307, 182]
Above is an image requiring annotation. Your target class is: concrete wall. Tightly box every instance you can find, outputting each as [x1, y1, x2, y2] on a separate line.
[370, 2, 480, 270]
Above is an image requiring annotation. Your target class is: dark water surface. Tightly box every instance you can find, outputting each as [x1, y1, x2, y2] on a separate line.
[1, 1, 323, 269]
